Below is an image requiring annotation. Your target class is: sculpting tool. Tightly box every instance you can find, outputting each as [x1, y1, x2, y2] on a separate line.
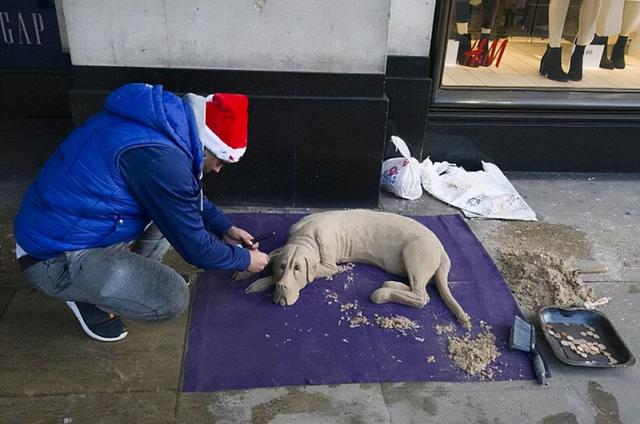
[249, 231, 276, 246]
[510, 315, 549, 385]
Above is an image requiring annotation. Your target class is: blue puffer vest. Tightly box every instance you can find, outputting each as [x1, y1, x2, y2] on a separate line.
[14, 83, 204, 259]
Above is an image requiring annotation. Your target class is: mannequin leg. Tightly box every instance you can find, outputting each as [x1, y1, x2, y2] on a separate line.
[481, 0, 500, 30]
[620, 0, 640, 36]
[593, 35, 616, 68]
[455, 0, 472, 32]
[612, 1, 640, 68]
[594, 0, 624, 68]
[549, 0, 571, 47]
[455, 0, 474, 65]
[576, 0, 602, 45]
[540, 0, 570, 81]
[476, 0, 501, 66]
[596, 0, 625, 36]
[457, 22, 469, 34]
[611, 35, 629, 67]
[569, 0, 602, 80]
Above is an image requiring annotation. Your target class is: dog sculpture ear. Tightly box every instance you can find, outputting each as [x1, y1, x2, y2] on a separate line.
[305, 256, 317, 283]
[245, 276, 275, 293]
[268, 247, 284, 261]
[234, 247, 284, 282]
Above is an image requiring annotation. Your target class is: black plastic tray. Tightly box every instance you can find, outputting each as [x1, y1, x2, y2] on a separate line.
[538, 306, 636, 368]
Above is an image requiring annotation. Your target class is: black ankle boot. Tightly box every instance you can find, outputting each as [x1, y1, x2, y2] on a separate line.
[479, 33, 491, 66]
[539, 45, 569, 82]
[456, 33, 472, 65]
[568, 45, 585, 81]
[593, 35, 614, 69]
[611, 36, 627, 69]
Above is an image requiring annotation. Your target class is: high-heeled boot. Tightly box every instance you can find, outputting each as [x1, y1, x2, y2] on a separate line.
[456, 33, 473, 66]
[568, 45, 585, 81]
[611, 36, 627, 69]
[539, 45, 569, 82]
[592, 35, 614, 69]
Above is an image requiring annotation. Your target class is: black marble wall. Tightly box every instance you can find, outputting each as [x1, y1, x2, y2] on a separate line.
[68, 66, 388, 208]
[1, 70, 70, 117]
[425, 116, 640, 172]
[204, 96, 387, 208]
[384, 56, 432, 161]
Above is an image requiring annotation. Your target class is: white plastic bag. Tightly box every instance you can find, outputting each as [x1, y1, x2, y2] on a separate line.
[380, 136, 423, 200]
[421, 157, 537, 221]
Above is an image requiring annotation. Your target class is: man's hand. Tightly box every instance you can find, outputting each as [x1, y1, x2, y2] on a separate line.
[248, 249, 269, 273]
[224, 226, 257, 249]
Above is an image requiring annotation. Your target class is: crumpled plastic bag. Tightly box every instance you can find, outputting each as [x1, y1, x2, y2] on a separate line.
[380, 136, 422, 200]
[421, 158, 537, 221]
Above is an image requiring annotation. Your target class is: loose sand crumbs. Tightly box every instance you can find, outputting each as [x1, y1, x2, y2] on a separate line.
[497, 249, 597, 312]
[323, 289, 339, 304]
[340, 302, 371, 328]
[374, 314, 420, 335]
[447, 321, 500, 379]
[435, 323, 457, 335]
[326, 290, 421, 334]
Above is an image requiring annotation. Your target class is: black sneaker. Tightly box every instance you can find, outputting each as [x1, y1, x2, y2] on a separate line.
[66, 301, 128, 342]
[181, 273, 193, 287]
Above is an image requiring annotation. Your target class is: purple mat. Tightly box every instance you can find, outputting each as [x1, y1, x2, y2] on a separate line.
[182, 213, 534, 392]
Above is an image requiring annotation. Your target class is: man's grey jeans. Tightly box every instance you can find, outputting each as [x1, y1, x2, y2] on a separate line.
[23, 224, 189, 321]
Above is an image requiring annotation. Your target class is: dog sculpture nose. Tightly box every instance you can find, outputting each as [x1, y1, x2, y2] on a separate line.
[275, 284, 288, 306]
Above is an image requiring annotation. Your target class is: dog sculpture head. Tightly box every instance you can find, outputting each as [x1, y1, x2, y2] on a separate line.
[271, 244, 318, 306]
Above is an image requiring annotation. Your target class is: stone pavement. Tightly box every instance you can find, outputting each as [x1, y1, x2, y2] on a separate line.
[1, 118, 638, 423]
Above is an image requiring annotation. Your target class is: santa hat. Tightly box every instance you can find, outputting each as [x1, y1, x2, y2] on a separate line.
[183, 92, 249, 163]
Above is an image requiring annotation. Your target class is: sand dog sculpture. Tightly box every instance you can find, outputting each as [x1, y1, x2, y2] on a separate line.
[238, 210, 471, 328]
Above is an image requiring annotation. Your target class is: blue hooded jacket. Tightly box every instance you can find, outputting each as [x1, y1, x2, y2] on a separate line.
[14, 83, 250, 270]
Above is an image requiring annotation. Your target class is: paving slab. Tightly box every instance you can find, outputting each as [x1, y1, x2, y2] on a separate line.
[177, 384, 391, 424]
[497, 173, 640, 282]
[0, 180, 28, 278]
[0, 390, 177, 424]
[0, 272, 29, 289]
[0, 287, 15, 319]
[380, 381, 593, 424]
[551, 282, 640, 424]
[0, 289, 188, 398]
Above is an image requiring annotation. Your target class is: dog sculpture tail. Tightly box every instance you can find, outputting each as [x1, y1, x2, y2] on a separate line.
[435, 253, 472, 329]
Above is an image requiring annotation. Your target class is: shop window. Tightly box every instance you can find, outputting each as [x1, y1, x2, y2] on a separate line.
[442, 0, 640, 89]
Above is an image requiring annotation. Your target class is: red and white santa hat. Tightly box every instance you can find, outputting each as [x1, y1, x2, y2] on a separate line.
[184, 92, 249, 163]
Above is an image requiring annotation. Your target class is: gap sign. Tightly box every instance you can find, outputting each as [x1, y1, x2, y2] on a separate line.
[0, 0, 68, 69]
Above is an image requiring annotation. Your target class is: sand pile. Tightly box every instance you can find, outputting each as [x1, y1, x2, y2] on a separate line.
[498, 249, 597, 311]
[447, 321, 500, 379]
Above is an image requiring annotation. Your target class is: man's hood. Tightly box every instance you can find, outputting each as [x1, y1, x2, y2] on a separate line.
[104, 83, 203, 174]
